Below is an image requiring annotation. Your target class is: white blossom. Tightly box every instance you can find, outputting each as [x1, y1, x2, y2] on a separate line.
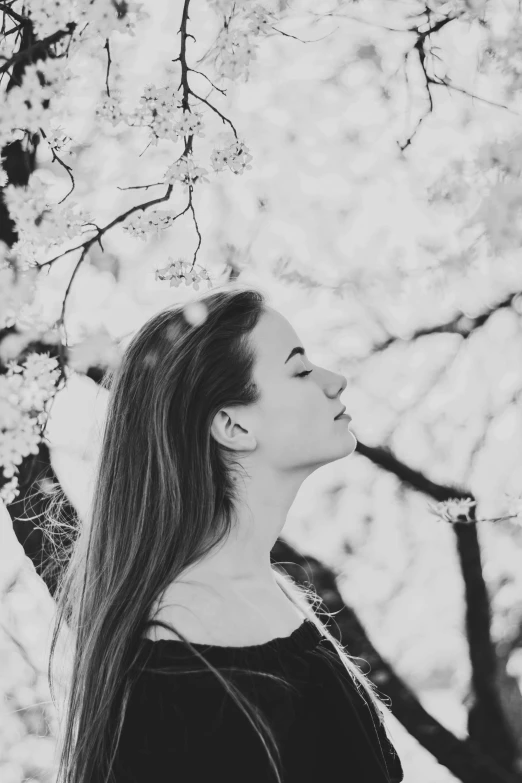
[3, 174, 90, 249]
[210, 133, 253, 174]
[24, 0, 148, 41]
[173, 111, 206, 139]
[155, 257, 212, 291]
[206, 0, 236, 14]
[216, 29, 257, 80]
[0, 56, 72, 146]
[0, 353, 60, 500]
[164, 157, 210, 189]
[122, 209, 179, 239]
[96, 95, 126, 127]
[23, 0, 75, 39]
[0, 476, 19, 505]
[0, 264, 39, 329]
[428, 497, 477, 524]
[43, 123, 73, 153]
[244, 4, 276, 35]
[131, 82, 188, 144]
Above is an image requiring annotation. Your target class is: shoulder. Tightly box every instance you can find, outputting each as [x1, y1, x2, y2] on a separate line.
[144, 591, 213, 643]
[143, 581, 306, 646]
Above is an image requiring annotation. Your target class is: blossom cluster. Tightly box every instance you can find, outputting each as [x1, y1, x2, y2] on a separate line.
[97, 81, 208, 146]
[428, 497, 477, 524]
[210, 133, 253, 174]
[43, 124, 73, 154]
[164, 157, 210, 189]
[155, 257, 213, 291]
[95, 96, 126, 127]
[23, 0, 148, 41]
[212, 4, 276, 80]
[428, 495, 522, 526]
[121, 135, 250, 243]
[0, 261, 43, 330]
[0, 353, 61, 504]
[0, 60, 71, 151]
[122, 209, 180, 239]
[135, 83, 184, 138]
[0, 1, 148, 151]
[3, 175, 90, 253]
[215, 29, 259, 81]
[130, 83, 207, 147]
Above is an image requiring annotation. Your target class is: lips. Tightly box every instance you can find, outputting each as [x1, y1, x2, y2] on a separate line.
[334, 406, 347, 420]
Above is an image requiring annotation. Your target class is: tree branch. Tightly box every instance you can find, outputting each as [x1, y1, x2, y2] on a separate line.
[355, 439, 520, 767]
[0, 22, 76, 74]
[272, 538, 522, 783]
[0, 2, 31, 26]
[37, 184, 176, 270]
[370, 289, 522, 353]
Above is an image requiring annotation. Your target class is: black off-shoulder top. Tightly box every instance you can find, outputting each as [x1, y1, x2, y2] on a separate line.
[113, 618, 404, 782]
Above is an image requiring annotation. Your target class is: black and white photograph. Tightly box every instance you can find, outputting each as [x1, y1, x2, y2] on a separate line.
[1, 1, 522, 781]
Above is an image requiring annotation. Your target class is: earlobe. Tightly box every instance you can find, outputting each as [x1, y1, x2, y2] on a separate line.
[242, 433, 257, 451]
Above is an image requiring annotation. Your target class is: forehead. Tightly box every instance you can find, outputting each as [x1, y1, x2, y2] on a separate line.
[252, 307, 300, 364]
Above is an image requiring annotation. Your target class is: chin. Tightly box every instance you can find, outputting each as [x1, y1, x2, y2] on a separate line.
[339, 430, 357, 455]
[320, 430, 357, 465]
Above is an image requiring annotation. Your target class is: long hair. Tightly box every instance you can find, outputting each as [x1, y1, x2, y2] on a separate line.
[46, 283, 399, 783]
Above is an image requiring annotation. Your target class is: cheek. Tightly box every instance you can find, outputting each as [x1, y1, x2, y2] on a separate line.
[264, 403, 324, 444]
[261, 385, 323, 438]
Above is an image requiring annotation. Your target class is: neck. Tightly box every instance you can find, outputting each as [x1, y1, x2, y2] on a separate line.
[182, 461, 312, 588]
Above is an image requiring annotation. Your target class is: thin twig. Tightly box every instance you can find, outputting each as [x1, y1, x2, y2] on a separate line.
[431, 74, 519, 113]
[0, 2, 31, 26]
[187, 65, 227, 95]
[270, 25, 339, 43]
[104, 38, 111, 97]
[188, 186, 202, 269]
[117, 181, 165, 191]
[188, 88, 238, 138]
[39, 127, 75, 202]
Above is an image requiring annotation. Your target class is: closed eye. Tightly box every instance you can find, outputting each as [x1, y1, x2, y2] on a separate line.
[296, 370, 313, 378]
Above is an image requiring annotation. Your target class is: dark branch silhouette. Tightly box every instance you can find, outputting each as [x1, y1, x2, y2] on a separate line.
[272, 538, 522, 783]
[370, 290, 522, 354]
[355, 439, 522, 768]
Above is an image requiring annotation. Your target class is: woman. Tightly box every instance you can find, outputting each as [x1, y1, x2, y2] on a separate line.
[49, 284, 404, 783]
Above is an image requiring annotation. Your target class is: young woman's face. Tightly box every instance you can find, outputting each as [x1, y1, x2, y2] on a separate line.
[247, 306, 357, 472]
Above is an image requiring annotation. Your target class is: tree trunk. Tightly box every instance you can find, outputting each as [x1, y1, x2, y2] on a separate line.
[271, 538, 522, 783]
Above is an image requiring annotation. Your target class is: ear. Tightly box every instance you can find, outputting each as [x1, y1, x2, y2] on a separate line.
[210, 408, 257, 452]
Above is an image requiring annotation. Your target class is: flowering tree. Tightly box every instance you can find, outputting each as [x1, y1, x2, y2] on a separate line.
[1, 0, 522, 781]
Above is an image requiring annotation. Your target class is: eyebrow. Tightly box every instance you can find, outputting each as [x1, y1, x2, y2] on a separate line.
[285, 346, 305, 364]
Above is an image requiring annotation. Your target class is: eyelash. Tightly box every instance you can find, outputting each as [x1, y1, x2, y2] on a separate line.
[296, 370, 313, 378]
